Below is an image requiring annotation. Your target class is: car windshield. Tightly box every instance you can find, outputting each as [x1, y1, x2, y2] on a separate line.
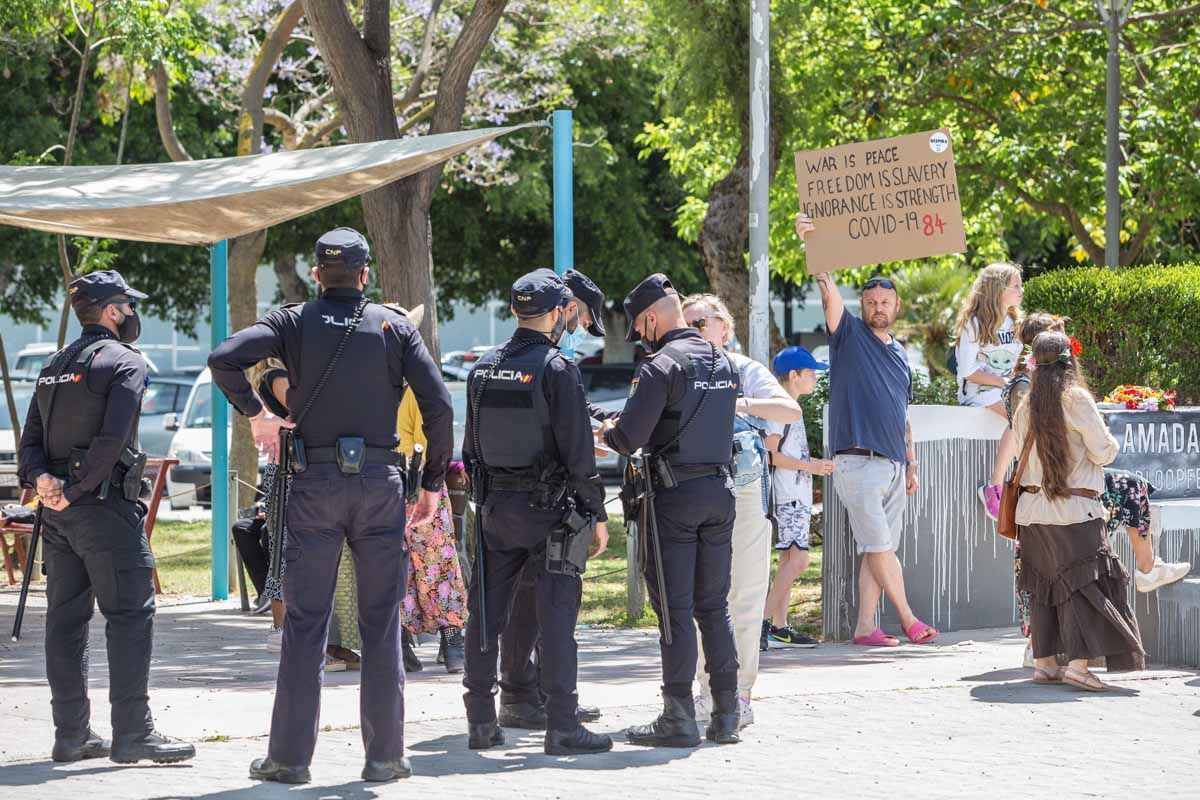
[0, 385, 35, 430]
[582, 366, 635, 403]
[185, 386, 213, 428]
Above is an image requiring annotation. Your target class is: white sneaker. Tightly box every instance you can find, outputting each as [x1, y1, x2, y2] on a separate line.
[1136, 559, 1191, 593]
[266, 626, 283, 653]
[737, 695, 754, 730]
[693, 694, 711, 723]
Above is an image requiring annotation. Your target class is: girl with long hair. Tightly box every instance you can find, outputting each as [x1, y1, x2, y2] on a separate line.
[955, 263, 1024, 517]
[1012, 332, 1144, 691]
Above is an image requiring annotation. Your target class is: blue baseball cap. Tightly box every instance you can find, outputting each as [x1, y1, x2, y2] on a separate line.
[315, 227, 370, 269]
[773, 346, 828, 376]
[511, 268, 573, 318]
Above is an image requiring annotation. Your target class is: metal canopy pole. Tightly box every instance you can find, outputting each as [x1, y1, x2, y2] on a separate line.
[210, 240, 230, 600]
[748, 0, 771, 365]
[552, 109, 574, 278]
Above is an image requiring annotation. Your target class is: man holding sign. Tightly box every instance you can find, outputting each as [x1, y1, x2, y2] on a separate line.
[796, 213, 939, 647]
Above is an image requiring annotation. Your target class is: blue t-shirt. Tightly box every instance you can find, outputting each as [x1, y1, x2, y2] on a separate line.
[828, 307, 912, 463]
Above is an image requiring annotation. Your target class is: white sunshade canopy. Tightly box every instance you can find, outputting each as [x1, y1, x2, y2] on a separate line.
[0, 123, 536, 245]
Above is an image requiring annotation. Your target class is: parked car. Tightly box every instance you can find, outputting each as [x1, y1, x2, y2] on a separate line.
[578, 363, 636, 475]
[11, 342, 160, 380]
[441, 350, 481, 381]
[0, 382, 34, 503]
[164, 368, 265, 510]
[139, 373, 196, 456]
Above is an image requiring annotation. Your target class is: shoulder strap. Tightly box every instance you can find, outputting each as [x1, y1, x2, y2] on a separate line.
[1011, 428, 1036, 485]
[293, 297, 368, 428]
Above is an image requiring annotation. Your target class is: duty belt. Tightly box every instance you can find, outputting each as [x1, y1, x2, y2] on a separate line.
[305, 446, 403, 467]
[487, 473, 541, 492]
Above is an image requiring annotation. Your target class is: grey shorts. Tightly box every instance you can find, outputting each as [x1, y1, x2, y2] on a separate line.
[832, 454, 906, 554]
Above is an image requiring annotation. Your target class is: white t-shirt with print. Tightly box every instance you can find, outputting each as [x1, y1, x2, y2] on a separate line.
[767, 414, 813, 507]
[955, 316, 1021, 405]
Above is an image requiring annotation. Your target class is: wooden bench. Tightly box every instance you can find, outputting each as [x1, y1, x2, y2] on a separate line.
[0, 457, 178, 594]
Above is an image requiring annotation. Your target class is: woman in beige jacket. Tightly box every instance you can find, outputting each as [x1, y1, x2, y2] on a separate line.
[1012, 332, 1145, 691]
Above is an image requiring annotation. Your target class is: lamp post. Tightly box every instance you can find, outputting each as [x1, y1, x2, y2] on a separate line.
[1097, 0, 1132, 269]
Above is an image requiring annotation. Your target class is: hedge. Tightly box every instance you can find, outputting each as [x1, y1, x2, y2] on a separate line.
[1023, 264, 1200, 404]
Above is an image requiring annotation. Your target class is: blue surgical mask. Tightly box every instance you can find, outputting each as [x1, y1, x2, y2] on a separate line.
[558, 326, 586, 357]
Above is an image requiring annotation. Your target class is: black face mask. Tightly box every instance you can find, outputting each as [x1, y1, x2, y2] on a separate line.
[640, 317, 661, 353]
[116, 308, 141, 344]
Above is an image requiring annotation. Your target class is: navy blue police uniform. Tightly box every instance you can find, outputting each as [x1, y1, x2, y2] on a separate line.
[18, 270, 195, 765]
[497, 268, 608, 729]
[207, 228, 453, 783]
[602, 273, 742, 747]
[462, 269, 612, 756]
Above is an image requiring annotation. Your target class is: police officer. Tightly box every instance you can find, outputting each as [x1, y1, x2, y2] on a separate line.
[17, 270, 195, 765]
[208, 227, 453, 784]
[600, 273, 742, 747]
[462, 269, 612, 756]
[496, 268, 607, 730]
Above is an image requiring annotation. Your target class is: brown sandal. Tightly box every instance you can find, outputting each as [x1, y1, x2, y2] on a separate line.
[1032, 667, 1064, 684]
[1062, 666, 1108, 692]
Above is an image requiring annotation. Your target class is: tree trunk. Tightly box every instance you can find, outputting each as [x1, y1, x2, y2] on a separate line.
[360, 183, 439, 349]
[696, 127, 785, 358]
[273, 252, 310, 303]
[601, 306, 634, 363]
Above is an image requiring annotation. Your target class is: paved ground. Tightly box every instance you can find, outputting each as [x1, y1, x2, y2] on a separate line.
[1, 591, 1198, 800]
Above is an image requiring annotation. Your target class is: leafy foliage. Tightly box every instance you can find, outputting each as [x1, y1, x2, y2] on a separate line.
[1023, 263, 1200, 402]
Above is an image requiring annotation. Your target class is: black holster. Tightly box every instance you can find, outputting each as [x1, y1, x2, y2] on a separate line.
[546, 500, 593, 576]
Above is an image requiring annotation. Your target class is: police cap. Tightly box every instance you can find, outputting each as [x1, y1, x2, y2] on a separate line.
[68, 270, 148, 309]
[511, 269, 573, 318]
[622, 273, 676, 342]
[315, 227, 370, 269]
[562, 269, 606, 337]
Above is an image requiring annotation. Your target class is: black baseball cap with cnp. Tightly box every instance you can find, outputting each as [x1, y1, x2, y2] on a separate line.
[623, 273, 676, 342]
[562, 269, 606, 337]
[511, 268, 573, 318]
[69, 269, 147, 309]
[315, 227, 370, 269]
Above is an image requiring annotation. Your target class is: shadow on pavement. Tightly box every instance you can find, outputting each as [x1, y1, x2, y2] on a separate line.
[970, 681, 1140, 704]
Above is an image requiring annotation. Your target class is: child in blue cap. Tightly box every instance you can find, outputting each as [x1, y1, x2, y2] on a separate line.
[761, 347, 834, 648]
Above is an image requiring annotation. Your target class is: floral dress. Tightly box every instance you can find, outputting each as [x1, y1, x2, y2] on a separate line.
[402, 485, 468, 633]
[261, 463, 289, 602]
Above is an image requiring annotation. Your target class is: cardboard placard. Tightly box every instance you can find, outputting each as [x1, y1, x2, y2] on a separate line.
[794, 129, 967, 273]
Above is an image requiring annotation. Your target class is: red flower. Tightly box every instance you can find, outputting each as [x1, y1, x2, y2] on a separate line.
[1069, 337, 1083, 357]
[1125, 399, 1139, 410]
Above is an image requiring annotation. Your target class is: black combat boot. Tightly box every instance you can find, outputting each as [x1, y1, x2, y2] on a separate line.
[498, 701, 548, 730]
[402, 629, 423, 673]
[362, 757, 413, 781]
[705, 690, 741, 745]
[249, 756, 311, 784]
[440, 626, 465, 674]
[626, 692, 701, 748]
[52, 729, 110, 763]
[110, 730, 196, 764]
[468, 720, 505, 750]
[544, 725, 613, 756]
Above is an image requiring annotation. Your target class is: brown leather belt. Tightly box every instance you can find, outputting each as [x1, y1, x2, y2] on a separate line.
[1020, 486, 1100, 499]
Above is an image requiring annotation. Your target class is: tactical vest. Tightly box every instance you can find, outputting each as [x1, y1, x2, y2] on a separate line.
[292, 300, 402, 448]
[647, 342, 738, 466]
[471, 339, 559, 472]
[35, 337, 141, 474]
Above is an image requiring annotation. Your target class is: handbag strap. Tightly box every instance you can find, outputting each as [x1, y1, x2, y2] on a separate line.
[1011, 428, 1036, 485]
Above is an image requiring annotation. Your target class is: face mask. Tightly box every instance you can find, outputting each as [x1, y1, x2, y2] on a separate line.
[565, 305, 581, 334]
[641, 317, 661, 352]
[116, 307, 141, 343]
[559, 326, 586, 356]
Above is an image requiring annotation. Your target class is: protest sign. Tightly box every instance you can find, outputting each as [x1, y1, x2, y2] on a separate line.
[794, 129, 966, 273]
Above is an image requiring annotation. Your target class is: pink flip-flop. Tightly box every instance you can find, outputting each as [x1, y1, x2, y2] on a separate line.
[852, 628, 900, 647]
[905, 619, 939, 644]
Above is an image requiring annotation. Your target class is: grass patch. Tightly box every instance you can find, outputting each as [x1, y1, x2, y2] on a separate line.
[153, 516, 823, 635]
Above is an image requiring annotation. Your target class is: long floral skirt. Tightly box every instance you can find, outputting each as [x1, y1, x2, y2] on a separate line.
[403, 485, 468, 633]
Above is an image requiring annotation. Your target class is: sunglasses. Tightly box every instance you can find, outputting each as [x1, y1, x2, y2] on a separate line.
[689, 316, 718, 330]
[862, 277, 896, 291]
[104, 298, 137, 311]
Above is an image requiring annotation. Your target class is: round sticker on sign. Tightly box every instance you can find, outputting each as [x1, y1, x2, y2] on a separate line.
[929, 131, 950, 153]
